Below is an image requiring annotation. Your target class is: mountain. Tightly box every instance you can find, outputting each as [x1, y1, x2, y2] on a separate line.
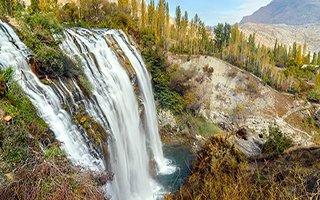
[241, 0, 320, 25]
[240, 23, 320, 53]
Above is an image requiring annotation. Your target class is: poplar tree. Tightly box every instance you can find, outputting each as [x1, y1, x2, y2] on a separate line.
[118, 0, 129, 12]
[131, 0, 138, 17]
[157, 0, 165, 41]
[148, 0, 155, 28]
[175, 6, 181, 32]
[164, 2, 170, 48]
[141, 0, 146, 29]
[312, 52, 317, 65]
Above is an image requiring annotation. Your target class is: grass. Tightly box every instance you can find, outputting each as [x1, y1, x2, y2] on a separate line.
[176, 113, 221, 137]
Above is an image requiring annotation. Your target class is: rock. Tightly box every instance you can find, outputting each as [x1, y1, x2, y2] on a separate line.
[95, 171, 113, 186]
[158, 109, 177, 129]
[236, 127, 249, 140]
[4, 115, 12, 123]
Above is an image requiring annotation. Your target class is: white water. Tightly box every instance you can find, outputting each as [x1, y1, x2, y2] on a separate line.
[0, 20, 175, 200]
[0, 21, 105, 171]
[111, 31, 176, 174]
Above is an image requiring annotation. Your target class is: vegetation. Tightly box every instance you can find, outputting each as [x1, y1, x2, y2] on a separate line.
[168, 136, 320, 200]
[16, 13, 79, 78]
[213, 23, 320, 98]
[0, 1, 319, 199]
[0, 69, 108, 199]
[262, 126, 293, 157]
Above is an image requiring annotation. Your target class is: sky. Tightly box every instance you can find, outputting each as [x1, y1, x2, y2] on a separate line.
[147, 0, 272, 26]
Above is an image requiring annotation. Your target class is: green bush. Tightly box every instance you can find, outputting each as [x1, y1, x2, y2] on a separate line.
[17, 13, 79, 78]
[141, 31, 185, 114]
[262, 126, 293, 157]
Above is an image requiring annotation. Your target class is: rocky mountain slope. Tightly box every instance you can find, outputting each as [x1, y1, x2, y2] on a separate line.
[168, 55, 319, 156]
[240, 22, 320, 53]
[240, 0, 320, 53]
[241, 0, 320, 25]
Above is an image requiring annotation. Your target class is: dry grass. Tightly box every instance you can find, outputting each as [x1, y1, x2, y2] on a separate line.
[0, 150, 111, 200]
[167, 137, 320, 200]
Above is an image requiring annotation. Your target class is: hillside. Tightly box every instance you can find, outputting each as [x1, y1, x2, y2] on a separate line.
[241, 0, 320, 25]
[168, 55, 319, 156]
[240, 22, 320, 53]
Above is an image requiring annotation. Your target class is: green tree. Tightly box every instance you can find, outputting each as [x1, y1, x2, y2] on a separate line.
[175, 6, 181, 32]
[131, 0, 138, 17]
[312, 52, 318, 65]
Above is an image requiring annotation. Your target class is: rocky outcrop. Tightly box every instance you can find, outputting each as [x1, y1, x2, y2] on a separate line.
[168, 55, 315, 156]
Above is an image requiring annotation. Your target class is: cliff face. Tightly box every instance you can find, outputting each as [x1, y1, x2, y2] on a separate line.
[241, 0, 320, 25]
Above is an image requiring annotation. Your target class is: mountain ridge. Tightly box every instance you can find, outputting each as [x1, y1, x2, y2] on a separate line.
[241, 0, 320, 25]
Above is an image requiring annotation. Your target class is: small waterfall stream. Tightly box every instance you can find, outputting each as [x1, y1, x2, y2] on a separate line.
[0, 21, 175, 200]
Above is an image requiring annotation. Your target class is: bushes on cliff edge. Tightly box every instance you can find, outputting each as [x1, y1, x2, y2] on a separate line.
[17, 13, 79, 78]
[169, 136, 319, 200]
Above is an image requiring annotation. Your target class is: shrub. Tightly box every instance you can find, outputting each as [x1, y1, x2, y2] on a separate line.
[262, 126, 293, 157]
[307, 89, 320, 103]
[142, 40, 184, 114]
[17, 13, 78, 78]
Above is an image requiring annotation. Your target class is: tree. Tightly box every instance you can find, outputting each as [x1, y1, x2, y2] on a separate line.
[296, 45, 303, 66]
[157, 0, 165, 42]
[148, 0, 155, 30]
[31, 0, 40, 13]
[140, 0, 146, 29]
[0, 0, 15, 16]
[312, 52, 318, 65]
[118, 0, 129, 12]
[214, 23, 224, 50]
[175, 6, 181, 31]
[60, 2, 79, 23]
[131, 0, 138, 17]
[39, 0, 58, 13]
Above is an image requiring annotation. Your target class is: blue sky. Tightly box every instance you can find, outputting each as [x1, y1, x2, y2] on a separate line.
[147, 0, 272, 26]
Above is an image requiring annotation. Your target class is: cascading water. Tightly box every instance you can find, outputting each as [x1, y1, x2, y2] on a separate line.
[0, 21, 105, 171]
[0, 21, 174, 200]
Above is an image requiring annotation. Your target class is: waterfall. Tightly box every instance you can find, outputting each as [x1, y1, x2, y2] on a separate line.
[0, 21, 105, 171]
[0, 21, 173, 200]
